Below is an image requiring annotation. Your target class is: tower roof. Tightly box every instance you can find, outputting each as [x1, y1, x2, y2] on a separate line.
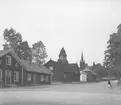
[81, 51, 85, 62]
[59, 47, 67, 57]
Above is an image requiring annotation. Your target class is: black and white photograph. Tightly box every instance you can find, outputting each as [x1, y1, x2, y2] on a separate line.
[0, 0, 121, 105]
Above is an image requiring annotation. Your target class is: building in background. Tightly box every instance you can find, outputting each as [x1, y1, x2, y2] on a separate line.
[79, 52, 86, 71]
[44, 47, 80, 82]
[80, 68, 100, 82]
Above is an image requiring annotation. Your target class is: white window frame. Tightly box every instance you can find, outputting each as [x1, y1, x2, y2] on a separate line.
[14, 71, 19, 82]
[6, 55, 12, 65]
[0, 69, 2, 81]
[28, 73, 32, 81]
[49, 66, 53, 71]
[40, 75, 44, 82]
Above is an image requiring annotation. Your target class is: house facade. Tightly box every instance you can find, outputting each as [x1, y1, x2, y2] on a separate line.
[44, 48, 80, 82]
[44, 60, 80, 82]
[0, 50, 53, 88]
[80, 68, 100, 82]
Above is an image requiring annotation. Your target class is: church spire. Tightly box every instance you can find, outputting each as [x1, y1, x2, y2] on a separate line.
[81, 51, 84, 62]
[80, 51, 86, 70]
[58, 47, 68, 65]
[59, 47, 67, 58]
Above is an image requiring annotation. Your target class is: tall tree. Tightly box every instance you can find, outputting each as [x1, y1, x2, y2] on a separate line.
[31, 41, 48, 65]
[3, 28, 32, 61]
[3, 28, 22, 50]
[16, 41, 32, 61]
[104, 23, 121, 78]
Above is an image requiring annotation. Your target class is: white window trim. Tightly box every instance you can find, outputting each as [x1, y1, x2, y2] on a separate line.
[6, 55, 12, 65]
[14, 71, 19, 82]
[0, 69, 2, 81]
[49, 66, 53, 71]
[28, 73, 32, 81]
[40, 75, 44, 82]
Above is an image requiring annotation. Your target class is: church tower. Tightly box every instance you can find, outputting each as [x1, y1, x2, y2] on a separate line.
[80, 51, 86, 70]
[58, 47, 68, 64]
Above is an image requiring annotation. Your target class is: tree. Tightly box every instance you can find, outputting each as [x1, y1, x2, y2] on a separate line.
[31, 41, 48, 65]
[104, 23, 121, 78]
[16, 41, 32, 61]
[2, 28, 32, 61]
[3, 28, 22, 50]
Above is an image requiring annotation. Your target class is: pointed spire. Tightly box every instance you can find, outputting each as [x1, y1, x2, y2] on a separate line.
[80, 51, 86, 70]
[59, 47, 67, 57]
[81, 51, 84, 62]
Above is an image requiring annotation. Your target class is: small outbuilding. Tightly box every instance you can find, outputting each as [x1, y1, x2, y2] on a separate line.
[80, 68, 99, 82]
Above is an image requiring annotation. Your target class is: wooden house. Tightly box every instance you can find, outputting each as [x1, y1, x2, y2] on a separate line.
[0, 49, 53, 88]
[44, 59, 80, 82]
[44, 48, 80, 82]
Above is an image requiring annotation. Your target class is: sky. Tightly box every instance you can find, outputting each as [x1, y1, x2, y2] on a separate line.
[0, 0, 121, 66]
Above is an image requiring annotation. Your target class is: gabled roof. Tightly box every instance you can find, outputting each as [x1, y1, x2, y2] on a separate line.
[0, 49, 23, 66]
[47, 59, 57, 63]
[44, 59, 57, 66]
[20, 60, 53, 75]
[0, 49, 12, 57]
[82, 68, 97, 75]
[0, 49, 53, 75]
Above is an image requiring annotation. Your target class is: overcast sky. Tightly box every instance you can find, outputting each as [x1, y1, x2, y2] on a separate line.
[0, 0, 121, 65]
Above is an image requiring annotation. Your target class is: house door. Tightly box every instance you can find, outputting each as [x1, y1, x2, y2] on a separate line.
[5, 70, 11, 85]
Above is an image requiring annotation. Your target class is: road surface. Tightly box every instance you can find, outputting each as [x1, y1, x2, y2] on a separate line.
[0, 81, 121, 105]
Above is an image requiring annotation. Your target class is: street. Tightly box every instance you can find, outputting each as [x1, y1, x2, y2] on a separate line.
[0, 81, 121, 105]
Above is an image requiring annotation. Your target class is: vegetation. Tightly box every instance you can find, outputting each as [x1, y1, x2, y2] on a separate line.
[2, 28, 48, 64]
[31, 41, 48, 65]
[104, 24, 121, 78]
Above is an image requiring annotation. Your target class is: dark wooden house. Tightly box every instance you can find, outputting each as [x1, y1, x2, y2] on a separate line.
[0, 49, 53, 88]
[44, 60, 80, 82]
[44, 48, 80, 82]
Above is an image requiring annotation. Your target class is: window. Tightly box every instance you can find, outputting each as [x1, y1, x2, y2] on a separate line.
[6, 56, 12, 65]
[40, 75, 44, 82]
[64, 73, 66, 79]
[28, 73, 31, 81]
[14, 71, 19, 82]
[45, 75, 48, 82]
[0, 70, 2, 81]
[49, 66, 53, 71]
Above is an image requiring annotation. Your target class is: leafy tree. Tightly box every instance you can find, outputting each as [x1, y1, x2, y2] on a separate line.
[31, 41, 48, 65]
[3, 28, 32, 61]
[3, 28, 22, 50]
[104, 23, 121, 78]
[16, 41, 32, 61]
